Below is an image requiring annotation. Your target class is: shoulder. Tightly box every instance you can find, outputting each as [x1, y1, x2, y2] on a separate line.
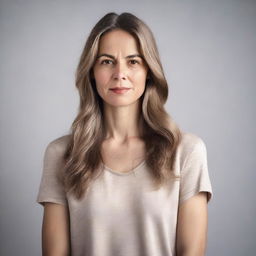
[179, 131, 206, 153]
[45, 134, 71, 156]
[175, 131, 207, 166]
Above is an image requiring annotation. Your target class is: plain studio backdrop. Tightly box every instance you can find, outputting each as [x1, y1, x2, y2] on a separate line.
[0, 0, 255, 255]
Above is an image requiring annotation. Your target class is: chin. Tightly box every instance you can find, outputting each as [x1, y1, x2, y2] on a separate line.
[104, 98, 141, 108]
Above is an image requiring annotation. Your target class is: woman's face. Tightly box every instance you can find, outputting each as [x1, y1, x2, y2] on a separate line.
[92, 29, 149, 107]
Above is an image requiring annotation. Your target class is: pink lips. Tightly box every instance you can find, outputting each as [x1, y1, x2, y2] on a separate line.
[110, 87, 131, 94]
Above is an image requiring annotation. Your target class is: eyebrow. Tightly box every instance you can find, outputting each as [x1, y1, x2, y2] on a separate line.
[96, 53, 143, 60]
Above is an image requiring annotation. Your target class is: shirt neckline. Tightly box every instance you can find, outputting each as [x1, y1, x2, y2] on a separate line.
[103, 160, 146, 176]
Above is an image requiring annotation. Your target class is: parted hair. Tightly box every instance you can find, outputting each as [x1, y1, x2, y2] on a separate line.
[61, 12, 182, 200]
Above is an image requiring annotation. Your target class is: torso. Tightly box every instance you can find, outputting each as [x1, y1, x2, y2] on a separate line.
[100, 137, 146, 173]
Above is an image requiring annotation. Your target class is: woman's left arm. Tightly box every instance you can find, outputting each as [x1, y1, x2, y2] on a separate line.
[175, 192, 209, 256]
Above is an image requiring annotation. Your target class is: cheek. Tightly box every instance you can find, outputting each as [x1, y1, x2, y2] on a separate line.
[94, 70, 110, 85]
[132, 70, 147, 86]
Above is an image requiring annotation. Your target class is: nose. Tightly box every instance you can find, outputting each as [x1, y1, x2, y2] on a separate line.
[112, 61, 127, 80]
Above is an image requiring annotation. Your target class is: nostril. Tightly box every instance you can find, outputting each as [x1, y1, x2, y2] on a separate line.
[113, 73, 127, 80]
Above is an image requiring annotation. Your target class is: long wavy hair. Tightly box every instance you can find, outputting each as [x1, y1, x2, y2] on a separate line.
[61, 12, 182, 200]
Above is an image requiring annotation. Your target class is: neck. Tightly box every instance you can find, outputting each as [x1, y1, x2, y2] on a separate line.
[103, 100, 143, 143]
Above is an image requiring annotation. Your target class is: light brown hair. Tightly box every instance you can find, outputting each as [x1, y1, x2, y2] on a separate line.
[61, 12, 182, 200]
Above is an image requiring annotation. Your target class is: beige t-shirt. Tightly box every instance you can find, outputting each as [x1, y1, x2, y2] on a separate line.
[36, 131, 213, 256]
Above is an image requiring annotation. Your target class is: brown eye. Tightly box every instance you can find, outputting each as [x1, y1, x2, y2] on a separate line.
[129, 59, 139, 65]
[100, 59, 114, 65]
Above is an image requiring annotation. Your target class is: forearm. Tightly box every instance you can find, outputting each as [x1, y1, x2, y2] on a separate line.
[42, 239, 71, 256]
[42, 250, 70, 256]
[176, 245, 206, 256]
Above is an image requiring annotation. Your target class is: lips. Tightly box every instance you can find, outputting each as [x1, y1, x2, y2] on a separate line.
[109, 87, 131, 94]
[110, 87, 131, 90]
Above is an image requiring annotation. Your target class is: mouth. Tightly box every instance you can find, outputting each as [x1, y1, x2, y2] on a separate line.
[109, 87, 131, 94]
[110, 87, 131, 90]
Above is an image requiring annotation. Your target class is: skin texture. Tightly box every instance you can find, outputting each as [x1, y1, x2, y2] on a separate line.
[176, 192, 209, 256]
[42, 202, 70, 256]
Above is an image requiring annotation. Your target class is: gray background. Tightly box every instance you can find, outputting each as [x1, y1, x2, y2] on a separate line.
[1, 0, 255, 255]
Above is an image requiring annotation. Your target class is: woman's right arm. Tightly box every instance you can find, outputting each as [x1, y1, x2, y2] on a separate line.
[41, 202, 71, 256]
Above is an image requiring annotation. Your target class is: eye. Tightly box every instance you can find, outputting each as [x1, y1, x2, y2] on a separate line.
[129, 59, 139, 65]
[100, 59, 114, 65]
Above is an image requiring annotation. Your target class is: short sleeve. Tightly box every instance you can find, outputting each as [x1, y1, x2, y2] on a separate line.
[179, 137, 213, 205]
[36, 141, 68, 207]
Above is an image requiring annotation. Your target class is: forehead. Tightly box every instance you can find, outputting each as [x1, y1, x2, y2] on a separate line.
[98, 29, 140, 54]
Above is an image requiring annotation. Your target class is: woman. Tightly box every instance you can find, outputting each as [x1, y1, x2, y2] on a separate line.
[36, 12, 213, 256]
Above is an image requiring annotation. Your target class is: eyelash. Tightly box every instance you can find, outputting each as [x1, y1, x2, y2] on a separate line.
[100, 59, 140, 65]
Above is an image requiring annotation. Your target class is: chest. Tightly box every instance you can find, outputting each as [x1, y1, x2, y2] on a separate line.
[69, 168, 180, 222]
[100, 138, 146, 173]
[67, 171, 180, 256]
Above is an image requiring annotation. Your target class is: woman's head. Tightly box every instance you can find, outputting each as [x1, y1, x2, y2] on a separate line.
[92, 28, 149, 108]
[76, 12, 169, 118]
[63, 12, 182, 200]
